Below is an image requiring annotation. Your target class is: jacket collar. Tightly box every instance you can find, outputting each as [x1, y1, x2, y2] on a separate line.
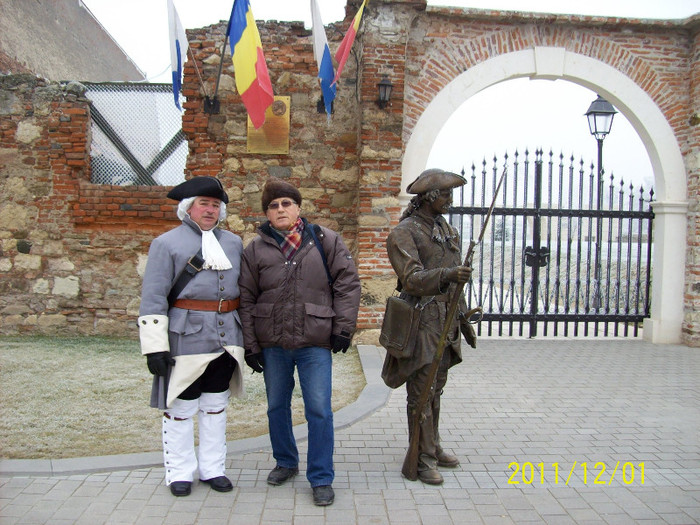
[259, 217, 310, 239]
[412, 209, 455, 244]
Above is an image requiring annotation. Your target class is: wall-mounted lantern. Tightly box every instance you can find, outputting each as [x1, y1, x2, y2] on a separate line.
[376, 76, 393, 109]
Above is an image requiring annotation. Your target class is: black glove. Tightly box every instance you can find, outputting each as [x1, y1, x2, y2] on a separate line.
[460, 322, 477, 349]
[146, 351, 175, 376]
[330, 330, 351, 353]
[245, 350, 264, 373]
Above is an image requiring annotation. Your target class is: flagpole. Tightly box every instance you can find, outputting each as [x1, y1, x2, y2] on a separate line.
[204, 20, 231, 115]
[188, 47, 210, 99]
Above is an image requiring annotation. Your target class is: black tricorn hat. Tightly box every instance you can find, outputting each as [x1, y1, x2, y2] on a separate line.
[167, 176, 229, 204]
[406, 168, 466, 195]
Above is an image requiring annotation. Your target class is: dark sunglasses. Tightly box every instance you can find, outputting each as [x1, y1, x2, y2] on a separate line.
[267, 199, 296, 210]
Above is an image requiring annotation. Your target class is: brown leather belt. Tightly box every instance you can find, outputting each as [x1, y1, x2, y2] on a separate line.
[172, 298, 240, 313]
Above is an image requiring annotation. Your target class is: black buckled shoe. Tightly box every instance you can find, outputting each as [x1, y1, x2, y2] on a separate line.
[169, 481, 192, 497]
[267, 466, 299, 486]
[312, 485, 335, 506]
[200, 476, 233, 492]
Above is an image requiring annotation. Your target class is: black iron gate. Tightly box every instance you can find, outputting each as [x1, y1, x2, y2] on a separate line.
[449, 149, 654, 338]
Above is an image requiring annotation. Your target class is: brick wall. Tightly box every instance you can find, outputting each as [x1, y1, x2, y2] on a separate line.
[1, 0, 698, 344]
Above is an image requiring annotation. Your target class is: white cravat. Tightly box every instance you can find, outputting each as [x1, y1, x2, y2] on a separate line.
[201, 229, 232, 270]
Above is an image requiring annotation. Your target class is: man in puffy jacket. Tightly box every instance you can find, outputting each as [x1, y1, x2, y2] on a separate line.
[238, 177, 361, 506]
[138, 176, 245, 497]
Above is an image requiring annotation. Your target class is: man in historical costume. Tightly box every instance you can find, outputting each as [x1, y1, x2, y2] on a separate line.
[138, 176, 245, 497]
[382, 168, 477, 485]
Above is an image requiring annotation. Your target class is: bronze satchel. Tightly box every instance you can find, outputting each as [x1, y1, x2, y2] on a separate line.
[379, 294, 428, 358]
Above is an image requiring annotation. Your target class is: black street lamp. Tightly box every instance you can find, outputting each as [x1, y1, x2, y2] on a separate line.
[585, 95, 617, 311]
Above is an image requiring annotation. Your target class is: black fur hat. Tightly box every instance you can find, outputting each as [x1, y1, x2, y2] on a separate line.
[261, 177, 302, 211]
[167, 176, 229, 203]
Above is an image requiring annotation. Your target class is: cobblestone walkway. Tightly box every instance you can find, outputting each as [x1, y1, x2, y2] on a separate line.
[1, 339, 699, 524]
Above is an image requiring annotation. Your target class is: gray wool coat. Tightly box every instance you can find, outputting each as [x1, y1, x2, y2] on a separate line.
[138, 215, 245, 409]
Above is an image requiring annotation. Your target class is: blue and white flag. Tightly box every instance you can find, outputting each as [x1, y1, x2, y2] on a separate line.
[310, 0, 336, 118]
[167, 0, 188, 109]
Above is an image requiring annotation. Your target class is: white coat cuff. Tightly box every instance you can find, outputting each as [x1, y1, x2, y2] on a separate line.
[138, 314, 170, 355]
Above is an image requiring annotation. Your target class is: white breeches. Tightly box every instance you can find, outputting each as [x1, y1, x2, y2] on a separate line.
[197, 390, 230, 480]
[162, 390, 230, 485]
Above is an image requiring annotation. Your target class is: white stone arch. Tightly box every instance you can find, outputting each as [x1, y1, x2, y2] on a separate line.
[403, 47, 687, 343]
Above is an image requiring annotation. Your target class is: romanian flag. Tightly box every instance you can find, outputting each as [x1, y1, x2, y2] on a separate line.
[227, 0, 274, 129]
[333, 0, 368, 85]
[310, 0, 336, 117]
[167, 0, 188, 110]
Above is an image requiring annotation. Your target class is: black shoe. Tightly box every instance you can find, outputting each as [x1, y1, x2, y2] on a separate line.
[169, 481, 192, 497]
[267, 465, 299, 486]
[312, 485, 335, 506]
[200, 476, 233, 492]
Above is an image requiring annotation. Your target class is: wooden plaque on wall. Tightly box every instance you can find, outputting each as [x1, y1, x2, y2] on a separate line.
[246, 96, 290, 154]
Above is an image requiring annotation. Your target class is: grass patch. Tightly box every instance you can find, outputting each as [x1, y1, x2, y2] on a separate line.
[0, 336, 365, 459]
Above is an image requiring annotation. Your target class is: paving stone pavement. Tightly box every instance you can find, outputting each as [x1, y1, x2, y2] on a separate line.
[1, 339, 699, 524]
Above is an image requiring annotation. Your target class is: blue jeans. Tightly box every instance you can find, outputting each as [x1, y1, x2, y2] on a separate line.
[262, 346, 334, 487]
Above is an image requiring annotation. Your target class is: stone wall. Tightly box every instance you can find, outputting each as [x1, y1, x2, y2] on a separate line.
[0, 75, 150, 336]
[0, 16, 370, 339]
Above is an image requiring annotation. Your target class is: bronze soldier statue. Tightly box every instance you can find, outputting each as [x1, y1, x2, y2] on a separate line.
[382, 168, 477, 485]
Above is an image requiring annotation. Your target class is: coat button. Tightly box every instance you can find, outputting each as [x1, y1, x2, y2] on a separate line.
[219, 320, 224, 326]
[220, 332, 225, 337]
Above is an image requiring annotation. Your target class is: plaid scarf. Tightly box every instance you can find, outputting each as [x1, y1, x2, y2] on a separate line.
[279, 217, 305, 260]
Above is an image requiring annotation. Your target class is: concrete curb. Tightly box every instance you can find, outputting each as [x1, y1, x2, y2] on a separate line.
[0, 344, 391, 477]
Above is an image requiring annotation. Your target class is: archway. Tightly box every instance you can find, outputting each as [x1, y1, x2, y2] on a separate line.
[403, 47, 687, 343]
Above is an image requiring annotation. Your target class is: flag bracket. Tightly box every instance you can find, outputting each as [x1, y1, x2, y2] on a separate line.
[204, 96, 220, 115]
[316, 96, 334, 114]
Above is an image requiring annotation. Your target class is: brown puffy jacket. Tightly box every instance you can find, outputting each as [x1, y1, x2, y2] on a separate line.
[238, 219, 361, 354]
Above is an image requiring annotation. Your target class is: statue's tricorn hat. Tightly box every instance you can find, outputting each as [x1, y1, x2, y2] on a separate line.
[406, 168, 466, 195]
[167, 176, 229, 203]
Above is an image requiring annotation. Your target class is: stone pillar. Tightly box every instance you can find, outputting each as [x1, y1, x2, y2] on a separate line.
[680, 23, 700, 345]
[353, 1, 426, 334]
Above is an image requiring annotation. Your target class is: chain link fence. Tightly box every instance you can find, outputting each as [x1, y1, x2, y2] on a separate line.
[84, 83, 186, 186]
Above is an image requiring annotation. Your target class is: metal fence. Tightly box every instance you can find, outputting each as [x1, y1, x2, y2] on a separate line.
[449, 149, 654, 338]
[84, 83, 186, 186]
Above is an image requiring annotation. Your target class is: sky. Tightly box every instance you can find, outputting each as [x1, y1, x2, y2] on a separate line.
[81, 0, 700, 190]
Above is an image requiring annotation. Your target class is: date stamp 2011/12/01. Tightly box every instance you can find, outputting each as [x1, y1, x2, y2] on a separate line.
[508, 461, 645, 486]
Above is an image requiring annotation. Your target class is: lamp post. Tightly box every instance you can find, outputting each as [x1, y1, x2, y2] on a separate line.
[585, 95, 617, 311]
